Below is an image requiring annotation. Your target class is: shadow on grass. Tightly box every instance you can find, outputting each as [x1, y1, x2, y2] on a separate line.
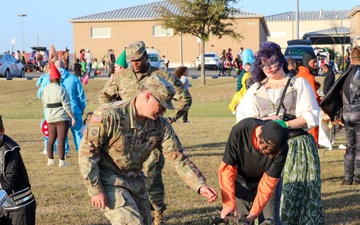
[165, 205, 222, 225]
[322, 191, 360, 224]
[321, 176, 343, 183]
[322, 188, 360, 198]
[186, 142, 226, 151]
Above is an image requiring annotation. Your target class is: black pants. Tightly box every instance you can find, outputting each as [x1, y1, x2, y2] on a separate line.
[0, 200, 36, 225]
[342, 107, 360, 181]
[47, 120, 70, 160]
[235, 180, 276, 225]
[182, 111, 189, 122]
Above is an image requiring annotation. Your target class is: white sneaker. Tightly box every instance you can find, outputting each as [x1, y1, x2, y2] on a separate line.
[47, 159, 55, 166]
[43, 150, 47, 155]
[59, 160, 70, 167]
[338, 144, 346, 150]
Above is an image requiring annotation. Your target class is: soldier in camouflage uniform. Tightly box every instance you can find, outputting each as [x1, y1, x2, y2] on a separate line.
[79, 75, 217, 225]
[98, 41, 192, 224]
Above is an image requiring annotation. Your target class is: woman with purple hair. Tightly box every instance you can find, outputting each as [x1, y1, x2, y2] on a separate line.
[236, 41, 323, 224]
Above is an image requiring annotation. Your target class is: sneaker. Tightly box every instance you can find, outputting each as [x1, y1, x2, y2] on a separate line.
[43, 150, 47, 155]
[47, 159, 55, 166]
[59, 160, 70, 167]
[339, 144, 346, 150]
[183, 120, 191, 123]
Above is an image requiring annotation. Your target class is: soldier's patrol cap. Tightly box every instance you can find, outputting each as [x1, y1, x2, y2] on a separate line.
[142, 75, 175, 110]
[126, 41, 146, 61]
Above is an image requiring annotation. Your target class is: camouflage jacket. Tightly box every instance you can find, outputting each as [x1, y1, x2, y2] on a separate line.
[79, 99, 206, 197]
[98, 64, 192, 122]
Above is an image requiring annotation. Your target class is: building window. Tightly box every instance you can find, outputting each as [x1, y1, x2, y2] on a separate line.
[153, 25, 174, 37]
[91, 27, 111, 38]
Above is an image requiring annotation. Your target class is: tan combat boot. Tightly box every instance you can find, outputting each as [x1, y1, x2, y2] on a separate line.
[153, 210, 165, 225]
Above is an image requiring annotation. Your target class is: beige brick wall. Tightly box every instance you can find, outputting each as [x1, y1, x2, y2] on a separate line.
[350, 12, 360, 46]
[72, 18, 267, 68]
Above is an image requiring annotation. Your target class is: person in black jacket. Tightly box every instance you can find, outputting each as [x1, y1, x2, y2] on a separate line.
[0, 115, 36, 225]
[320, 46, 360, 185]
[321, 64, 335, 96]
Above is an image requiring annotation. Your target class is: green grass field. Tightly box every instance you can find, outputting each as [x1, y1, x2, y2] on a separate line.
[0, 77, 359, 225]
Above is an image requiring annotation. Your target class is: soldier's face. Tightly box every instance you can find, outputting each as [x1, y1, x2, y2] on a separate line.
[130, 55, 148, 73]
[147, 94, 166, 120]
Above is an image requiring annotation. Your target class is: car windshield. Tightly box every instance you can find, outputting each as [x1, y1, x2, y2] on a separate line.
[204, 54, 216, 58]
[285, 47, 314, 56]
[148, 54, 159, 62]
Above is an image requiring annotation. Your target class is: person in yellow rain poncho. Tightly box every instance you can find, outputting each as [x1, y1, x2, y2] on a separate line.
[228, 62, 253, 122]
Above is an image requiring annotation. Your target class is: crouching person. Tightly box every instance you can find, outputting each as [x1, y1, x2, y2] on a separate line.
[219, 118, 289, 225]
[0, 115, 36, 225]
[79, 75, 217, 225]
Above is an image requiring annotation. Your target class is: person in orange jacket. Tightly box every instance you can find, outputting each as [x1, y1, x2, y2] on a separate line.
[296, 53, 321, 145]
[218, 118, 289, 225]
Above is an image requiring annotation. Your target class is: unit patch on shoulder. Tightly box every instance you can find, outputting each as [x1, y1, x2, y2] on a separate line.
[89, 125, 100, 140]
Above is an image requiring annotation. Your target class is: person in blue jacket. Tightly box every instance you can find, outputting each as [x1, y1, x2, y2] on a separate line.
[36, 45, 87, 154]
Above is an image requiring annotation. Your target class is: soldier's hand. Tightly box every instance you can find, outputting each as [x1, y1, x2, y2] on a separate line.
[91, 193, 107, 209]
[199, 186, 218, 203]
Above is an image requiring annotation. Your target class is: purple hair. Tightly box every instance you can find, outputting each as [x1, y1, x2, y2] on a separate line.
[251, 41, 289, 82]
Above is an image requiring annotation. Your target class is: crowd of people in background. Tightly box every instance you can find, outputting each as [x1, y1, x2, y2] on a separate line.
[4, 38, 360, 225]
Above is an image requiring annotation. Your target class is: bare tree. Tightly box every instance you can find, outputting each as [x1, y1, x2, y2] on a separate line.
[156, 0, 243, 84]
[328, 20, 350, 72]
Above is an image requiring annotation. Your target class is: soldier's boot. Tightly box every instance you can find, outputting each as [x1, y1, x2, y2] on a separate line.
[342, 146, 355, 185]
[153, 210, 165, 225]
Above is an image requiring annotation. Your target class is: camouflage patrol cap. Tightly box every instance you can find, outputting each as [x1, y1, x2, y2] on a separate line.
[142, 75, 175, 110]
[126, 41, 146, 61]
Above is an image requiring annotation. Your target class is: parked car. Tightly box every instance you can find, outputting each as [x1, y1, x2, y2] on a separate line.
[196, 52, 221, 70]
[284, 39, 316, 68]
[146, 48, 163, 69]
[0, 54, 25, 80]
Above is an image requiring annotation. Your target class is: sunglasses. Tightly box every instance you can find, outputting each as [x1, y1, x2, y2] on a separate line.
[151, 94, 166, 112]
[260, 59, 280, 70]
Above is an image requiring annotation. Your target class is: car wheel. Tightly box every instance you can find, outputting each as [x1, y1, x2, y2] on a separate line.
[5, 69, 10, 80]
[19, 69, 25, 78]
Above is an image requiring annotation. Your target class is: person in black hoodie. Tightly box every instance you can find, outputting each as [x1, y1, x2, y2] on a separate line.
[321, 64, 335, 96]
[0, 115, 36, 225]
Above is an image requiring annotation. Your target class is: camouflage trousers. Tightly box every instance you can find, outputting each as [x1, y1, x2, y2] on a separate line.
[102, 176, 152, 225]
[142, 148, 166, 211]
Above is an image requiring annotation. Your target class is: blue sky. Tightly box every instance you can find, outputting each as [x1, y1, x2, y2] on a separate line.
[1, 0, 356, 53]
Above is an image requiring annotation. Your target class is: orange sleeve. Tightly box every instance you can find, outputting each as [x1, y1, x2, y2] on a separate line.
[308, 76, 321, 104]
[250, 173, 279, 217]
[218, 161, 237, 207]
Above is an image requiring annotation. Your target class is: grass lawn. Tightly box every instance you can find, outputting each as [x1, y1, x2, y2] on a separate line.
[0, 76, 359, 225]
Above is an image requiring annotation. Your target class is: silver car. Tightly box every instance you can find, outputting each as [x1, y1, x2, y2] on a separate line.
[0, 54, 25, 80]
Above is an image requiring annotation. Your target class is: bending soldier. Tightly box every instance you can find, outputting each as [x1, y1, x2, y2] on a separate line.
[80, 75, 216, 225]
[98, 40, 192, 224]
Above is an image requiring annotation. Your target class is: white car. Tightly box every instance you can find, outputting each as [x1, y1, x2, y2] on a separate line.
[0, 54, 25, 80]
[196, 52, 221, 70]
[146, 48, 163, 69]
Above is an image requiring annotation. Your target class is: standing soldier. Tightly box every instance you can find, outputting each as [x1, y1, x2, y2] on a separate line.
[80, 76, 216, 225]
[98, 40, 191, 225]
